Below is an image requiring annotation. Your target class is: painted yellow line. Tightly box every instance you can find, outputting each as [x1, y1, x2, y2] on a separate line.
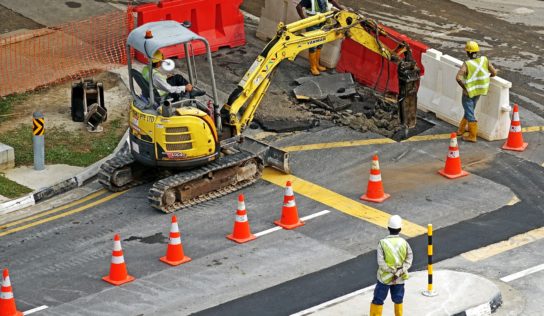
[507, 195, 521, 206]
[461, 227, 544, 262]
[0, 191, 127, 237]
[262, 168, 426, 237]
[0, 189, 107, 230]
[282, 126, 544, 153]
[282, 138, 396, 152]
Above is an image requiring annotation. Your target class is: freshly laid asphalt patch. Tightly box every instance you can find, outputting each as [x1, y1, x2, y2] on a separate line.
[193, 152, 544, 316]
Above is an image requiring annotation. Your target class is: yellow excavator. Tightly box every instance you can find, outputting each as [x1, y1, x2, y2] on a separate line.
[98, 10, 420, 213]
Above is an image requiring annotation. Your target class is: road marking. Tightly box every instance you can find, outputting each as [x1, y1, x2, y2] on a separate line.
[291, 285, 375, 316]
[24, 305, 48, 315]
[0, 191, 127, 237]
[507, 195, 520, 206]
[0, 189, 107, 230]
[254, 210, 331, 237]
[500, 263, 544, 283]
[462, 227, 544, 262]
[282, 126, 544, 153]
[262, 169, 426, 237]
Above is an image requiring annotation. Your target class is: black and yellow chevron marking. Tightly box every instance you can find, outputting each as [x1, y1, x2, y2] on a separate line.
[33, 118, 45, 136]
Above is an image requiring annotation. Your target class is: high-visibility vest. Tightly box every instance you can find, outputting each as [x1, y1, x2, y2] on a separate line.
[378, 236, 409, 284]
[464, 56, 490, 98]
[141, 66, 167, 96]
[305, 0, 327, 15]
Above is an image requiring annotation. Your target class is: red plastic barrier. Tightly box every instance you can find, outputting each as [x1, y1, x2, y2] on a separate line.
[133, 0, 245, 63]
[336, 25, 428, 94]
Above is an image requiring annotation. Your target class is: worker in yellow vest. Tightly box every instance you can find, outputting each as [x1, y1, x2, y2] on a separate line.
[455, 41, 497, 142]
[370, 215, 413, 316]
[296, 0, 344, 75]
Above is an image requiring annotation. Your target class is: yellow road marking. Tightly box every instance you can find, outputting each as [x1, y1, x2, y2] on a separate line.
[282, 126, 544, 153]
[0, 191, 127, 237]
[461, 227, 544, 262]
[0, 189, 107, 230]
[507, 195, 521, 206]
[262, 168, 427, 237]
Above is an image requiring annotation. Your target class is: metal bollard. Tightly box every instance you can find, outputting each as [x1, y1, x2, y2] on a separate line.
[422, 224, 438, 297]
[32, 112, 45, 171]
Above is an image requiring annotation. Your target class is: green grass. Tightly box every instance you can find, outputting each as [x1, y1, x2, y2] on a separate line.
[0, 93, 30, 123]
[0, 174, 33, 198]
[0, 118, 126, 167]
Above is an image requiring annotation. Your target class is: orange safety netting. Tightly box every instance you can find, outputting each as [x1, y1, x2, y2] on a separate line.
[0, 8, 134, 97]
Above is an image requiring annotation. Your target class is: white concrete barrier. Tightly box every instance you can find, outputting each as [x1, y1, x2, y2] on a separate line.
[256, 0, 343, 68]
[418, 49, 512, 141]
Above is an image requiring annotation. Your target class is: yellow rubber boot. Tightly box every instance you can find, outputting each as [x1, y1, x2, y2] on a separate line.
[309, 51, 320, 76]
[370, 303, 383, 316]
[316, 48, 327, 71]
[463, 121, 478, 142]
[457, 117, 468, 136]
[394, 303, 403, 316]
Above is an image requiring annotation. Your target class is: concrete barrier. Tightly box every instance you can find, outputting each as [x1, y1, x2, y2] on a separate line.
[256, 0, 342, 68]
[418, 49, 512, 141]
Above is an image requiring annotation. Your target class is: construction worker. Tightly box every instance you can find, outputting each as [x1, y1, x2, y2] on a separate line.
[455, 40, 497, 142]
[296, 0, 344, 76]
[142, 51, 204, 102]
[369, 215, 413, 316]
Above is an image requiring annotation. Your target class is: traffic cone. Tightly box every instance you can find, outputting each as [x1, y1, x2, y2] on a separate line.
[0, 269, 23, 316]
[502, 104, 528, 151]
[360, 154, 390, 203]
[160, 215, 191, 266]
[439, 132, 469, 179]
[274, 181, 305, 230]
[226, 194, 256, 244]
[102, 234, 135, 286]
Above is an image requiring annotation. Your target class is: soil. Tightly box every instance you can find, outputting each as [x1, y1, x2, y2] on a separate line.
[0, 71, 130, 133]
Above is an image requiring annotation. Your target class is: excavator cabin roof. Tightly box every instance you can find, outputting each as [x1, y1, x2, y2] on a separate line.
[127, 20, 206, 59]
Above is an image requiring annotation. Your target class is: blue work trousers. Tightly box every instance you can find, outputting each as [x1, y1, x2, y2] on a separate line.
[462, 94, 480, 122]
[371, 281, 405, 305]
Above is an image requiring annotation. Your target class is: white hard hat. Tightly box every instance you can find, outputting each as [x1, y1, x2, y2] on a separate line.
[161, 59, 175, 72]
[388, 215, 402, 229]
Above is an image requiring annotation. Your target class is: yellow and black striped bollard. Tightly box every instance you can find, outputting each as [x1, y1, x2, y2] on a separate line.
[422, 224, 438, 297]
[33, 112, 45, 170]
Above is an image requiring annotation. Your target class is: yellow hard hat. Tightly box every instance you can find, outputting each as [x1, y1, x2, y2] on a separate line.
[151, 51, 164, 63]
[465, 41, 480, 53]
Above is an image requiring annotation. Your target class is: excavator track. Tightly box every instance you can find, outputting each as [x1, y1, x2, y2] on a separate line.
[148, 151, 263, 213]
[98, 152, 156, 192]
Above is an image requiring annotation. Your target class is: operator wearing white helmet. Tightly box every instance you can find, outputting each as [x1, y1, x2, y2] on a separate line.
[369, 215, 413, 316]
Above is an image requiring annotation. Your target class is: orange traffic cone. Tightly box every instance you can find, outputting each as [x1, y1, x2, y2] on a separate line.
[274, 181, 305, 230]
[226, 194, 256, 244]
[102, 234, 135, 286]
[439, 132, 469, 179]
[360, 154, 390, 203]
[502, 104, 528, 152]
[0, 269, 23, 316]
[160, 215, 191, 266]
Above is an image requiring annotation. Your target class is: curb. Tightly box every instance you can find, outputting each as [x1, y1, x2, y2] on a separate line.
[453, 292, 502, 316]
[0, 129, 129, 215]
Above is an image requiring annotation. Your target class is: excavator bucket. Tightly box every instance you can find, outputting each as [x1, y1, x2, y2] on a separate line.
[236, 136, 290, 174]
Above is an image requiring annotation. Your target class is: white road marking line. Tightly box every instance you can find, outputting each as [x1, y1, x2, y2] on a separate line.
[254, 210, 331, 237]
[291, 285, 375, 316]
[500, 263, 544, 283]
[24, 305, 48, 315]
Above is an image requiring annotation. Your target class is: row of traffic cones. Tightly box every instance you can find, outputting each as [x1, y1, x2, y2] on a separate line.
[227, 181, 304, 244]
[359, 104, 529, 202]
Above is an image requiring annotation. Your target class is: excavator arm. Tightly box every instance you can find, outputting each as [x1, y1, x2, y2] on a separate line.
[221, 10, 420, 137]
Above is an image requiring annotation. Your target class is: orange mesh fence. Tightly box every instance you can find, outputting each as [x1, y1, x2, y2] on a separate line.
[0, 9, 134, 97]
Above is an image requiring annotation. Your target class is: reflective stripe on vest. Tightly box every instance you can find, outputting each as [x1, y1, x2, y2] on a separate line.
[465, 56, 490, 98]
[305, 0, 326, 15]
[142, 66, 168, 97]
[378, 237, 408, 284]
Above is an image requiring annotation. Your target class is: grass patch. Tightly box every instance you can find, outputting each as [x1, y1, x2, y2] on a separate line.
[0, 174, 33, 198]
[0, 93, 30, 123]
[0, 119, 127, 167]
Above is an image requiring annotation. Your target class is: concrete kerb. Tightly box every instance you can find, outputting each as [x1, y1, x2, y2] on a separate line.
[0, 129, 129, 215]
